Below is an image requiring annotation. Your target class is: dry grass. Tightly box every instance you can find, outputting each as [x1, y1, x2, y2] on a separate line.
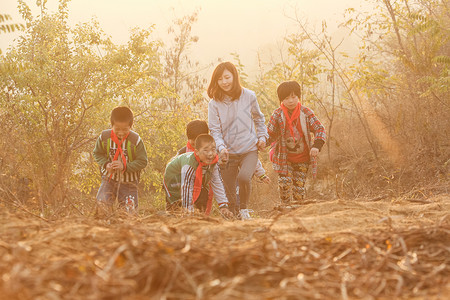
[1, 193, 449, 299]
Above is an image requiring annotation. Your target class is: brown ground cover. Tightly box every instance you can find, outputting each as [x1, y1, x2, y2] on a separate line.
[1, 194, 449, 299]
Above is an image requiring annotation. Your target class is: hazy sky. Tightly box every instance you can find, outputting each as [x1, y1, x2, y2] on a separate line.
[1, 0, 370, 77]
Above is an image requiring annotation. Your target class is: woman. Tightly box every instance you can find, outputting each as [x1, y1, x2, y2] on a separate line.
[207, 62, 268, 220]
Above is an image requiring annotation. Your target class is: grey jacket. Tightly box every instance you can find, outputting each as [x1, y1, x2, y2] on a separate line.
[208, 88, 268, 154]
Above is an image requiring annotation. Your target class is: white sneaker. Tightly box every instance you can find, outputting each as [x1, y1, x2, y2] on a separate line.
[239, 209, 253, 220]
[125, 195, 135, 213]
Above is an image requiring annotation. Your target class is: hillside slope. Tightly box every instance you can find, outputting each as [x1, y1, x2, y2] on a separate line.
[1, 195, 449, 299]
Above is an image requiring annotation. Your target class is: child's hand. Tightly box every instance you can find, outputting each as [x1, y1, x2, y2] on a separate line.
[111, 160, 124, 171]
[219, 149, 229, 166]
[106, 163, 113, 174]
[220, 207, 234, 219]
[257, 139, 266, 151]
[310, 147, 319, 158]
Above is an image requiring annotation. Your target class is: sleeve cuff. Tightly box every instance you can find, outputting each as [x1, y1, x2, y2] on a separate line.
[218, 203, 228, 208]
[312, 139, 325, 151]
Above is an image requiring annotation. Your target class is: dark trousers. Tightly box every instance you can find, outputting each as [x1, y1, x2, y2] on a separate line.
[96, 176, 138, 209]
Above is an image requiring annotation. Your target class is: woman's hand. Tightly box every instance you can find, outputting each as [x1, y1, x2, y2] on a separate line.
[219, 148, 229, 166]
[257, 139, 266, 151]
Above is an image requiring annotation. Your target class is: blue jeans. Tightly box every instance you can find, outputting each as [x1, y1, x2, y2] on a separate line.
[96, 176, 139, 209]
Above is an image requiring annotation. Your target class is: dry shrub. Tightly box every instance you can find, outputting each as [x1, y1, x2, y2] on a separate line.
[305, 99, 450, 200]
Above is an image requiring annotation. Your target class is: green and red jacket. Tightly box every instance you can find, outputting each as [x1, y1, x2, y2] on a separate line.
[163, 152, 229, 209]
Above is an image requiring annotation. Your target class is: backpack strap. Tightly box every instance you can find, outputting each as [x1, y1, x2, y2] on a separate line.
[127, 140, 134, 161]
[127, 131, 140, 161]
[100, 129, 112, 155]
[127, 131, 139, 145]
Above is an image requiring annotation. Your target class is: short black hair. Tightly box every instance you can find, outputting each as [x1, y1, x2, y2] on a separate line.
[186, 120, 209, 140]
[195, 134, 215, 150]
[277, 81, 301, 103]
[110, 106, 133, 126]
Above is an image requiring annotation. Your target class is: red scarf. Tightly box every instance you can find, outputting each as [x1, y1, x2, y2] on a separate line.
[109, 130, 130, 180]
[281, 103, 302, 138]
[188, 143, 214, 215]
[186, 141, 195, 152]
[193, 152, 219, 204]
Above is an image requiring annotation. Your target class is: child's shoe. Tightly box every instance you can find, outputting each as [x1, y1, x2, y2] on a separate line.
[239, 209, 253, 220]
[125, 195, 136, 213]
[280, 200, 291, 209]
[290, 199, 302, 208]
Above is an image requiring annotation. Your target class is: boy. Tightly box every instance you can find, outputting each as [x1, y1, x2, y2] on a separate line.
[176, 120, 212, 213]
[177, 120, 209, 155]
[164, 134, 233, 218]
[178, 120, 271, 215]
[93, 106, 148, 212]
[267, 81, 326, 207]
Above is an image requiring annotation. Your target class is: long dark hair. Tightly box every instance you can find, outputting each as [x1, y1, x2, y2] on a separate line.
[207, 62, 242, 101]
